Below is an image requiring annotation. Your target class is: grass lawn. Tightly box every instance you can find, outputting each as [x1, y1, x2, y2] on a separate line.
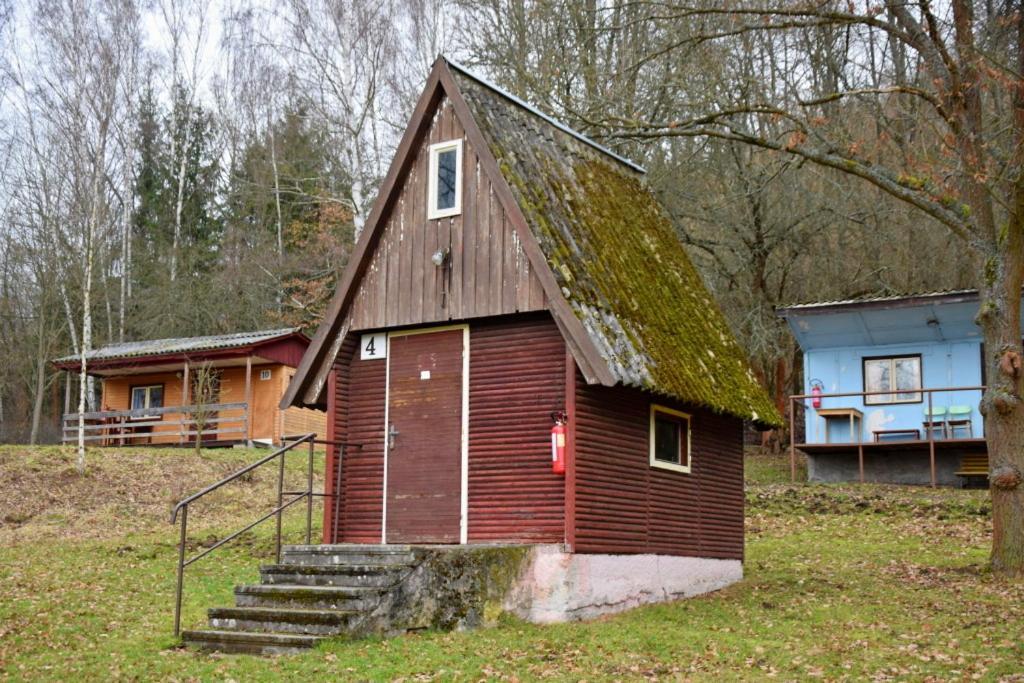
[1, 446, 1022, 680]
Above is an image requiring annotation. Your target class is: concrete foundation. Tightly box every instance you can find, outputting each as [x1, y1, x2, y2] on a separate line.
[506, 545, 743, 622]
[807, 450, 965, 486]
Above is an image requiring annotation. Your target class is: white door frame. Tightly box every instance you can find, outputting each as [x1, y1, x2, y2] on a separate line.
[381, 323, 470, 545]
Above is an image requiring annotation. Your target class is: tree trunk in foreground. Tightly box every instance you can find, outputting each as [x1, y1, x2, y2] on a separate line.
[980, 217, 1024, 576]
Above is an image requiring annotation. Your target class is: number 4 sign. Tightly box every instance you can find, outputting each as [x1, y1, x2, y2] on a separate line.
[360, 333, 387, 360]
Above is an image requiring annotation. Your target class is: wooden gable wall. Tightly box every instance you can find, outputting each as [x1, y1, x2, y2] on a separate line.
[345, 96, 548, 332]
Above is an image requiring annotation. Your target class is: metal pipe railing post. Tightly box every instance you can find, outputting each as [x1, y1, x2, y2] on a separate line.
[173, 504, 188, 637]
[306, 437, 314, 545]
[333, 445, 344, 543]
[928, 390, 936, 487]
[275, 451, 286, 564]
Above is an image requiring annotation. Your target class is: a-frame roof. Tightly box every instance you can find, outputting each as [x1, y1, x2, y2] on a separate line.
[282, 58, 780, 427]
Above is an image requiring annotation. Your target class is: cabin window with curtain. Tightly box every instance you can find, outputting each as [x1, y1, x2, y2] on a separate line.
[427, 139, 462, 219]
[863, 355, 922, 404]
[649, 404, 691, 473]
[130, 384, 164, 415]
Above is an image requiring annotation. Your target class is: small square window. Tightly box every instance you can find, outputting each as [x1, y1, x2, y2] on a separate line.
[428, 139, 462, 219]
[649, 404, 691, 473]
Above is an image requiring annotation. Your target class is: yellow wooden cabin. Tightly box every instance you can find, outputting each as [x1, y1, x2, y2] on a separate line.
[53, 329, 325, 447]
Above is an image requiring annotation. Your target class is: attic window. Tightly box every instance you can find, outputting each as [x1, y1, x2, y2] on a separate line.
[428, 139, 462, 219]
[649, 404, 691, 473]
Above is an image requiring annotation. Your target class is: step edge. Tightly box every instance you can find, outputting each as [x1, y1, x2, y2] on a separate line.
[208, 607, 362, 621]
[235, 584, 385, 595]
[182, 628, 323, 645]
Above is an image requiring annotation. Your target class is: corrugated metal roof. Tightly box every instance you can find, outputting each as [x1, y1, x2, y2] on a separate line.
[777, 289, 979, 313]
[54, 328, 301, 363]
[452, 68, 781, 427]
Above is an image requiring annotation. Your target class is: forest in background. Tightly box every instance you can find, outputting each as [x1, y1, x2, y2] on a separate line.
[0, 0, 989, 444]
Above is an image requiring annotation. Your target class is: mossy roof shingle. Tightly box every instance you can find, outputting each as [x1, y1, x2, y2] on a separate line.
[452, 67, 781, 426]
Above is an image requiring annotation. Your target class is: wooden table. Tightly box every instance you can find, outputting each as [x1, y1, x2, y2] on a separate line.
[816, 407, 864, 444]
[873, 428, 920, 442]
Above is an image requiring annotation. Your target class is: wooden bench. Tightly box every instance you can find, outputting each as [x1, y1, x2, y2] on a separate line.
[873, 428, 920, 442]
[955, 454, 988, 478]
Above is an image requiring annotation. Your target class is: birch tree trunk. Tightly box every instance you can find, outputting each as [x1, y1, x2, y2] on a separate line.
[29, 308, 47, 445]
[170, 121, 191, 283]
[268, 124, 284, 257]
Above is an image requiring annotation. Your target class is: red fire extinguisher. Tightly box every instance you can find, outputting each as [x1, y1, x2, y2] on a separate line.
[810, 380, 823, 409]
[551, 411, 567, 475]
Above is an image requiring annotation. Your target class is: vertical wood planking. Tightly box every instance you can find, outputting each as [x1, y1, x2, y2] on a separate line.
[386, 211, 399, 327]
[501, 213, 517, 313]
[409, 141, 424, 325]
[488, 185, 504, 314]
[474, 171, 490, 311]
[462, 154, 478, 315]
[515, 235, 531, 312]
[449, 111, 465, 319]
[341, 92, 549, 331]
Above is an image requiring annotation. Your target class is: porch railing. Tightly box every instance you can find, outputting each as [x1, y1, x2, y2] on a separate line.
[788, 385, 987, 487]
[169, 433, 335, 637]
[61, 402, 248, 445]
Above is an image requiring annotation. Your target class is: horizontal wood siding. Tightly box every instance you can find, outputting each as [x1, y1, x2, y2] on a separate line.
[345, 96, 546, 332]
[573, 378, 744, 559]
[331, 337, 386, 543]
[468, 314, 565, 543]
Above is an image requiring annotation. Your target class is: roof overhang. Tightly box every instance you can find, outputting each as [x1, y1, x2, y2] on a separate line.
[53, 351, 283, 377]
[776, 291, 1020, 350]
[52, 331, 310, 375]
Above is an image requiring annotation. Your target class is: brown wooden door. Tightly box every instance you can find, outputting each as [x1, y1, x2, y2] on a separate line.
[385, 328, 464, 543]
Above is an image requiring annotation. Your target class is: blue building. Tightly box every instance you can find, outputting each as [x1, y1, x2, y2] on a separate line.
[777, 289, 1020, 486]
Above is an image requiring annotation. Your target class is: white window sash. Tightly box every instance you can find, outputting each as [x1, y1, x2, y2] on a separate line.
[427, 139, 463, 220]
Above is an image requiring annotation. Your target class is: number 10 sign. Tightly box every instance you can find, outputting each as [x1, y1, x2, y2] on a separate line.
[360, 332, 387, 360]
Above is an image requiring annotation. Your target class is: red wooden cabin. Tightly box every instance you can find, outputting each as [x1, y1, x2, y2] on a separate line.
[282, 58, 779, 615]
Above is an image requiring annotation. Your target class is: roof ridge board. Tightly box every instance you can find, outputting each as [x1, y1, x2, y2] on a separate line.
[97, 327, 299, 348]
[444, 57, 647, 175]
[777, 289, 981, 312]
[55, 327, 301, 361]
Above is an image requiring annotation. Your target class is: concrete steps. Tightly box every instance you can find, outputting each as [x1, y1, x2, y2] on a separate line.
[260, 563, 408, 588]
[234, 584, 383, 610]
[282, 544, 416, 566]
[181, 545, 418, 655]
[182, 629, 324, 655]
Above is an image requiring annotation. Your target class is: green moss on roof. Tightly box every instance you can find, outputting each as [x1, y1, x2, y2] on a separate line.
[454, 71, 781, 427]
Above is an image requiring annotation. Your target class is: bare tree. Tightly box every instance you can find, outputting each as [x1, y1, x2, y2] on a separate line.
[238, 0, 415, 239]
[189, 362, 221, 454]
[589, 1, 1023, 575]
[27, 0, 142, 469]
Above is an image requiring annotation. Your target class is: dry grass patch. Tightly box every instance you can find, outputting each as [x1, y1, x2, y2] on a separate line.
[0, 445, 323, 544]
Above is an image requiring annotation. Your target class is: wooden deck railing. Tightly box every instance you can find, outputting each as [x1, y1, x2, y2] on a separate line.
[61, 402, 249, 445]
[788, 385, 986, 487]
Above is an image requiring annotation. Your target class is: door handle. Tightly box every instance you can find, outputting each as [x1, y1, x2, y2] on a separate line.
[388, 423, 399, 450]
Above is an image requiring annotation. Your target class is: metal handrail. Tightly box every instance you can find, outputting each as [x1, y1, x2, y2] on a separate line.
[170, 433, 318, 637]
[788, 384, 987, 487]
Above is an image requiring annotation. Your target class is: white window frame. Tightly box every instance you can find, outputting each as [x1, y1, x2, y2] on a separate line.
[130, 384, 164, 418]
[427, 139, 463, 220]
[863, 355, 922, 405]
[649, 404, 692, 473]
